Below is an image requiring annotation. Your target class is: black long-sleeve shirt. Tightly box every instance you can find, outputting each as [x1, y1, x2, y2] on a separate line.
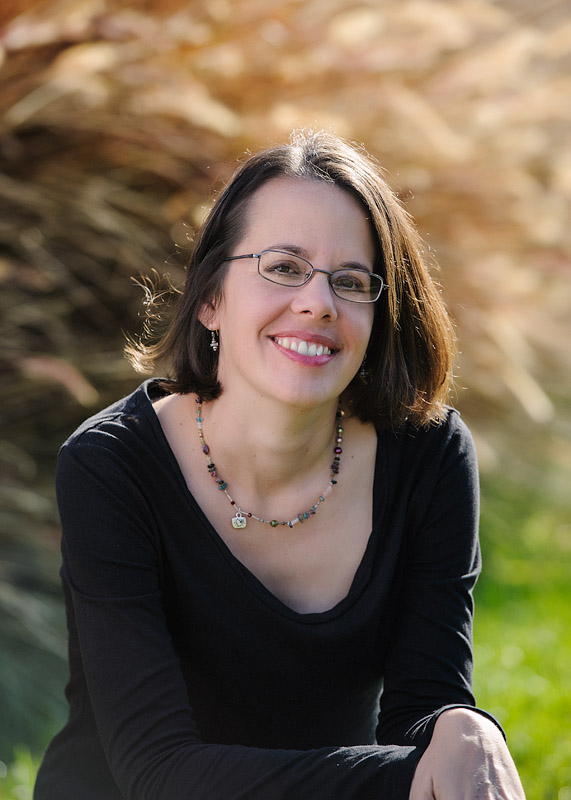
[35, 380, 500, 800]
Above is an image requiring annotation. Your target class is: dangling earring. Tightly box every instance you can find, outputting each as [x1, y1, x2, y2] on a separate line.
[210, 329, 219, 352]
[359, 355, 367, 381]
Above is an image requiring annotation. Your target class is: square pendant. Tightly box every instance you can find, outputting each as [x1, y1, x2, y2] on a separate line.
[232, 514, 247, 529]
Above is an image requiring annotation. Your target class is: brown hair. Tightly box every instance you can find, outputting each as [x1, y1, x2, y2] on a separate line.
[127, 130, 455, 430]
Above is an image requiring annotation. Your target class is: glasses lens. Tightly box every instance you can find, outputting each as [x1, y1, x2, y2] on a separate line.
[258, 251, 310, 286]
[330, 270, 382, 302]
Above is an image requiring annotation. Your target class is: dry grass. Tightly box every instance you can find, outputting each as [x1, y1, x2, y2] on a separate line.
[1, 0, 569, 455]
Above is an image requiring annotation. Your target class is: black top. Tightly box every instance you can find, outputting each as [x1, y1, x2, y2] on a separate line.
[35, 380, 501, 800]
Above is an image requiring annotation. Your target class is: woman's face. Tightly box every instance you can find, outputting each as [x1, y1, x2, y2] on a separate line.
[204, 176, 376, 411]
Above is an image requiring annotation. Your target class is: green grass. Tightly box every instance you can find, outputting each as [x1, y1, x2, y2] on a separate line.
[474, 474, 571, 800]
[0, 747, 36, 800]
[1, 475, 569, 800]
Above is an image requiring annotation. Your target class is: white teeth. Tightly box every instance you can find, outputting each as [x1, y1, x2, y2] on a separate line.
[275, 337, 332, 357]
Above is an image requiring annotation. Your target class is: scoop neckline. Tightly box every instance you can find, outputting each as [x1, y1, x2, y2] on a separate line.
[140, 379, 387, 624]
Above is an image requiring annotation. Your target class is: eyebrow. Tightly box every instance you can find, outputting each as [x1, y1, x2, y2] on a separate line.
[266, 243, 373, 273]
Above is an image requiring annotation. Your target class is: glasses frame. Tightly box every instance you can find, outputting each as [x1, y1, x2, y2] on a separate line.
[221, 249, 388, 303]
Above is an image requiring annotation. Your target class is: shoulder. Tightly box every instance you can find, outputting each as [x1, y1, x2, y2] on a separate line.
[58, 379, 169, 470]
[377, 409, 480, 557]
[385, 407, 475, 461]
[375, 408, 478, 511]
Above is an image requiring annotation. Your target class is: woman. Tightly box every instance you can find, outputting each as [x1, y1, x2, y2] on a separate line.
[35, 130, 525, 799]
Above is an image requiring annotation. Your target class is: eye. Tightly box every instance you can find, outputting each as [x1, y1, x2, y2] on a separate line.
[331, 270, 370, 292]
[270, 261, 300, 275]
[259, 252, 309, 283]
[264, 258, 304, 275]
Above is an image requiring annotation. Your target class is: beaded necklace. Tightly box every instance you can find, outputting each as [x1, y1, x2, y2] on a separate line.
[195, 397, 344, 529]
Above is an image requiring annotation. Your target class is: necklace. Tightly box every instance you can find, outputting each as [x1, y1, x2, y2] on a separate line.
[195, 397, 344, 529]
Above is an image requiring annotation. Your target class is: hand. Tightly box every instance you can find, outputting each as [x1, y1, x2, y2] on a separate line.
[409, 708, 526, 800]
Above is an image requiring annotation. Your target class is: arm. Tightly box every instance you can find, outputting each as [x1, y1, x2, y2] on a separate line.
[57, 430, 421, 800]
[377, 411, 487, 746]
[374, 413, 524, 797]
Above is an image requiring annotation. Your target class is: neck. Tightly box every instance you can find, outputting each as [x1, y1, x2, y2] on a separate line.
[197, 392, 342, 501]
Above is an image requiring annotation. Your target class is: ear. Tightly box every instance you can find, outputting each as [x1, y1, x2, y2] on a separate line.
[198, 301, 219, 331]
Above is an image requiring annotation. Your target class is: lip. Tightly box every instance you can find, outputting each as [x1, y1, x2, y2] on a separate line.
[269, 332, 339, 365]
[269, 331, 340, 351]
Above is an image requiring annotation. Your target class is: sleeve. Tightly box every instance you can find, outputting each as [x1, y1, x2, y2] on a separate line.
[376, 413, 504, 749]
[56, 432, 423, 800]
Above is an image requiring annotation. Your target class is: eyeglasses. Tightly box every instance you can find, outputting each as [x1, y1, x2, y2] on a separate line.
[221, 249, 388, 303]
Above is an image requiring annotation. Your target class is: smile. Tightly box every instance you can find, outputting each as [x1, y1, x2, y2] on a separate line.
[273, 337, 333, 357]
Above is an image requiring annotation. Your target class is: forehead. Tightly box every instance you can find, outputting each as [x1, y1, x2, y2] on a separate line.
[240, 176, 375, 261]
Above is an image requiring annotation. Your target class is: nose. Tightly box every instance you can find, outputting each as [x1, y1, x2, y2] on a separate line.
[289, 268, 338, 320]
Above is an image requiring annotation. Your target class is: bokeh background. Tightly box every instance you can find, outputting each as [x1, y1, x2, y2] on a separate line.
[1, 0, 570, 797]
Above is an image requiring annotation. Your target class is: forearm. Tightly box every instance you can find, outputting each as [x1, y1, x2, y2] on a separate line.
[133, 743, 423, 800]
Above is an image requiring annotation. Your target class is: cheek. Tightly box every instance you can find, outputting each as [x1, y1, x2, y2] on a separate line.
[239, 288, 291, 330]
[219, 291, 281, 347]
[351, 308, 375, 347]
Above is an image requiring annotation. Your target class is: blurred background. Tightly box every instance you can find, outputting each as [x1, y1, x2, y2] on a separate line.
[0, 0, 570, 797]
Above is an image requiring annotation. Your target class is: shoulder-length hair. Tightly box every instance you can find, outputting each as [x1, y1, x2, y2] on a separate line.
[127, 130, 455, 430]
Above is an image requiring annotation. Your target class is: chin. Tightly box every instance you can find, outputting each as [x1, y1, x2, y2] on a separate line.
[266, 381, 347, 410]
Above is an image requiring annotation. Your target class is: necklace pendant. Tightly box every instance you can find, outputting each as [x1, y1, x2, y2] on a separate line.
[231, 510, 247, 530]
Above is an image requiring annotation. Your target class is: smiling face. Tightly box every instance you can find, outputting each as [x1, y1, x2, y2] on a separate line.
[202, 176, 376, 411]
